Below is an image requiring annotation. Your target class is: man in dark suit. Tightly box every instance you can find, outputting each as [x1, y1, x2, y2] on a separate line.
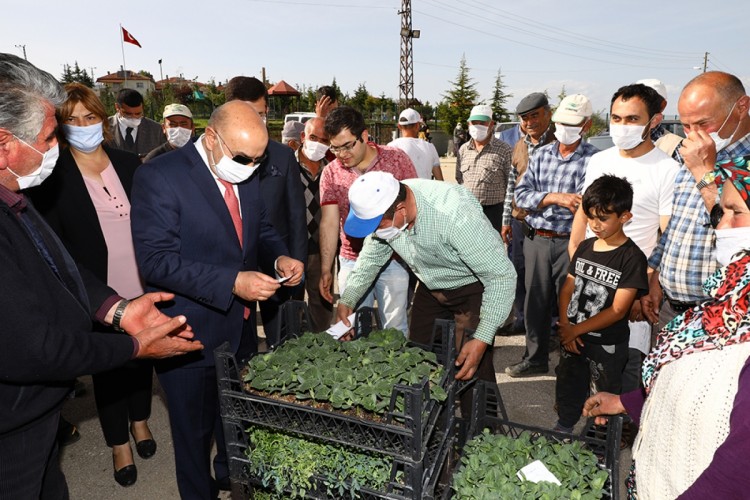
[107, 89, 166, 159]
[225, 76, 307, 344]
[0, 52, 202, 500]
[131, 100, 304, 499]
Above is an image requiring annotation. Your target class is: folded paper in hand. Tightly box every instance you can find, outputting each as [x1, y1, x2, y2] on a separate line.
[326, 313, 356, 339]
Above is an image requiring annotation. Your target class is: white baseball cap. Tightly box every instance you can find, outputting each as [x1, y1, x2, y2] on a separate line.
[551, 94, 592, 125]
[468, 104, 493, 122]
[398, 108, 421, 125]
[636, 78, 668, 103]
[163, 103, 193, 119]
[344, 171, 400, 237]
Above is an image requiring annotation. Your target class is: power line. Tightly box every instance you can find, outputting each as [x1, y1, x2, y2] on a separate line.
[420, 0, 695, 63]
[414, 9, 694, 70]
[242, 0, 393, 8]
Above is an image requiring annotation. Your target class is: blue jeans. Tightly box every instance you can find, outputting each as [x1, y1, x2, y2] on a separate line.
[338, 257, 409, 335]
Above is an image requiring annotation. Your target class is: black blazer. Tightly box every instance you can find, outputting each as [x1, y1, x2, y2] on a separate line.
[28, 145, 141, 284]
[258, 140, 307, 268]
[0, 198, 134, 436]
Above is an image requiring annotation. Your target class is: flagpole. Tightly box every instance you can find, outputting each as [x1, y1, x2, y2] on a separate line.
[119, 23, 128, 84]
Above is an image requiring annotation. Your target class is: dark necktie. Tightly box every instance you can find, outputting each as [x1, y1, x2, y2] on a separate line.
[125, 127, 135, 148]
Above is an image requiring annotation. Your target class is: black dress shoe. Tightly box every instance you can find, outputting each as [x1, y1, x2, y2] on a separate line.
[114, 464, 137, 487]
[134, 438, 157, 459]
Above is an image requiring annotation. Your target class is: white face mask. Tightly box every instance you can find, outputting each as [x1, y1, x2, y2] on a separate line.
[375, 210, 408, 240]
[709, 101, 740, 153]
[211, 134, 260, 184]
[8, 136, 59, 189]
[468, 124, 489, 142]
[714, 225, 750, 266]
[119, 114, 142, 129]
[166, 127, 192, 148]
[303, 139, 329, 162]
[553, 124, 583, 145]
[63, 123, 103, 153]
[610, 123, 648, 150]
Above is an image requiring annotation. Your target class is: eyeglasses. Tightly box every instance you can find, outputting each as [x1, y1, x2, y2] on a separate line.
[329, 138, 362, 155]
[214, 130, 267, 165]
[709, 204, 724, 229]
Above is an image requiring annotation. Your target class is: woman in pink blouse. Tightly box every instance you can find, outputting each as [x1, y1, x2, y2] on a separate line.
[29, 84, 154, 487]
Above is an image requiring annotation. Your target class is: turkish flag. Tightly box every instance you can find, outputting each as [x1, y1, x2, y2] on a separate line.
[122, 27, 142, 48]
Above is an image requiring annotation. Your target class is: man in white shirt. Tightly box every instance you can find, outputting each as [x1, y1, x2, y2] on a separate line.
[388, 108, 444, 180]
[569, 83, 679, 392]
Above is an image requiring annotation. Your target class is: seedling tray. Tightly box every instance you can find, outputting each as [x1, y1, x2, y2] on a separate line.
[225, 402, 455, 499]
[444, 381, 622, 500]
[215, 305, 458, 462]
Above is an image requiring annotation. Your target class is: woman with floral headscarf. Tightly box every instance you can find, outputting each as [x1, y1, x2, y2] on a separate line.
[582, 155, 750, 499]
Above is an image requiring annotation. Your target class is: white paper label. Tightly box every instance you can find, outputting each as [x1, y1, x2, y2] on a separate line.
[326, 313, 356, 339]
[517, 460, 562, 486]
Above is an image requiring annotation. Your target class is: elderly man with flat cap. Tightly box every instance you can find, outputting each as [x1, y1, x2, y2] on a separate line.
[506, 94, 598, 377]
[499, 92, 556, 335]
[131, 100, 304, 498]
[334, 172, 515, 402]
[455, 104, 513, 233]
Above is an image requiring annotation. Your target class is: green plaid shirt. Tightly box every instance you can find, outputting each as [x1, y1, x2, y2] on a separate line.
[340, 179, 516, 344]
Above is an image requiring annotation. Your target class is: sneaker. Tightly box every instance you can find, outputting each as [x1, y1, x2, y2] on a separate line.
[505, 360, 548, 378]
[552, 422, 574, 434]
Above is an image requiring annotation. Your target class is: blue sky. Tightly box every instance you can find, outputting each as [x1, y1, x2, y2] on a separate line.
[4, 0, 747, 118]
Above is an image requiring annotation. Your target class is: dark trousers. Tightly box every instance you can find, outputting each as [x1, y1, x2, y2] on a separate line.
[92, 358, 153, 446]
[298, 252, 333, 333]
[0, 410, 69, 500]
[509, 218, 526, 328]
[410, 281, 495, 413]
[259, 287, 293, 348]
[157, 319, 257, 500]
[523, 235, 569, 366]
[482, 203, 504, 233]
[555, 341, 628, 428]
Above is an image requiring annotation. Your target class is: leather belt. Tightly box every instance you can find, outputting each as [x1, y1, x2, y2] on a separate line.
[534, 228, 570, 239]
[666, 297, 700, 313]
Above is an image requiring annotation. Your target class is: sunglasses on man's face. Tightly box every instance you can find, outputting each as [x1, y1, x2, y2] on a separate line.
[214, 130, 267, 165]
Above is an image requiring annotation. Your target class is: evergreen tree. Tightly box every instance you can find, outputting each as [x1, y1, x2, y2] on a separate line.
[436, 55, 479, 133]
[490, 69, 512, 123]
[60, 61, 94, 87]
[350, 83, 370, 115]
[557, 85, 568, 105]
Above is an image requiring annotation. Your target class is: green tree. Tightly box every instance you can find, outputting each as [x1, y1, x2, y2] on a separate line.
[349, 83, 371, 115]
[60, 61, 94, 87]
[490, 69, 512, 122]
[437, 55, 479, 133]
[557, 85, 568, 105]
[585, 110, 608, 138]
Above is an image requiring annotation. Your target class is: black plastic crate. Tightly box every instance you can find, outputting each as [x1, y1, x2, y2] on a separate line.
[444, 381, 622, 500]
[223, 399, 455, 499]
[215, 305, 458, 462]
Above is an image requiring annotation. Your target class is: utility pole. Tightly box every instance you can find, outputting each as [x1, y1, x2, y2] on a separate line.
[15, 44, 27, 60]
[398, 0, 419, 109]
[703, 51, 709, 72]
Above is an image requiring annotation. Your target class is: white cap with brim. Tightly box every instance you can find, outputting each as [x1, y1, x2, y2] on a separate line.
[468, 104, 493, 122]
[344, 171, 400, 238]
[551, 94, 592, 125]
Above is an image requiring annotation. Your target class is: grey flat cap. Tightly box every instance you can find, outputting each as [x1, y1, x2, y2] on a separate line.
[516, 92, 549, 116]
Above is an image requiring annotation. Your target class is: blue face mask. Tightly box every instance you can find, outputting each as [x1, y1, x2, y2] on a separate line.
[63, 123, 104, 153]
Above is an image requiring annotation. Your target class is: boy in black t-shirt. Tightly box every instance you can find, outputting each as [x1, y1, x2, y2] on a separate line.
[553, 175, 648, 433]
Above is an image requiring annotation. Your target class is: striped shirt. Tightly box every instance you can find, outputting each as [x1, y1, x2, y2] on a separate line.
[339, 179, 516, 345]
[455, 136, 512, 206]
[514, 140, 598, 233]
[648, 132, 750, 302]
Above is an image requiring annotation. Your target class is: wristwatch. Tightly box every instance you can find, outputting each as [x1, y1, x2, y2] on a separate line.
[112, 299, 130, 332]
[696, 171, 716, 190]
